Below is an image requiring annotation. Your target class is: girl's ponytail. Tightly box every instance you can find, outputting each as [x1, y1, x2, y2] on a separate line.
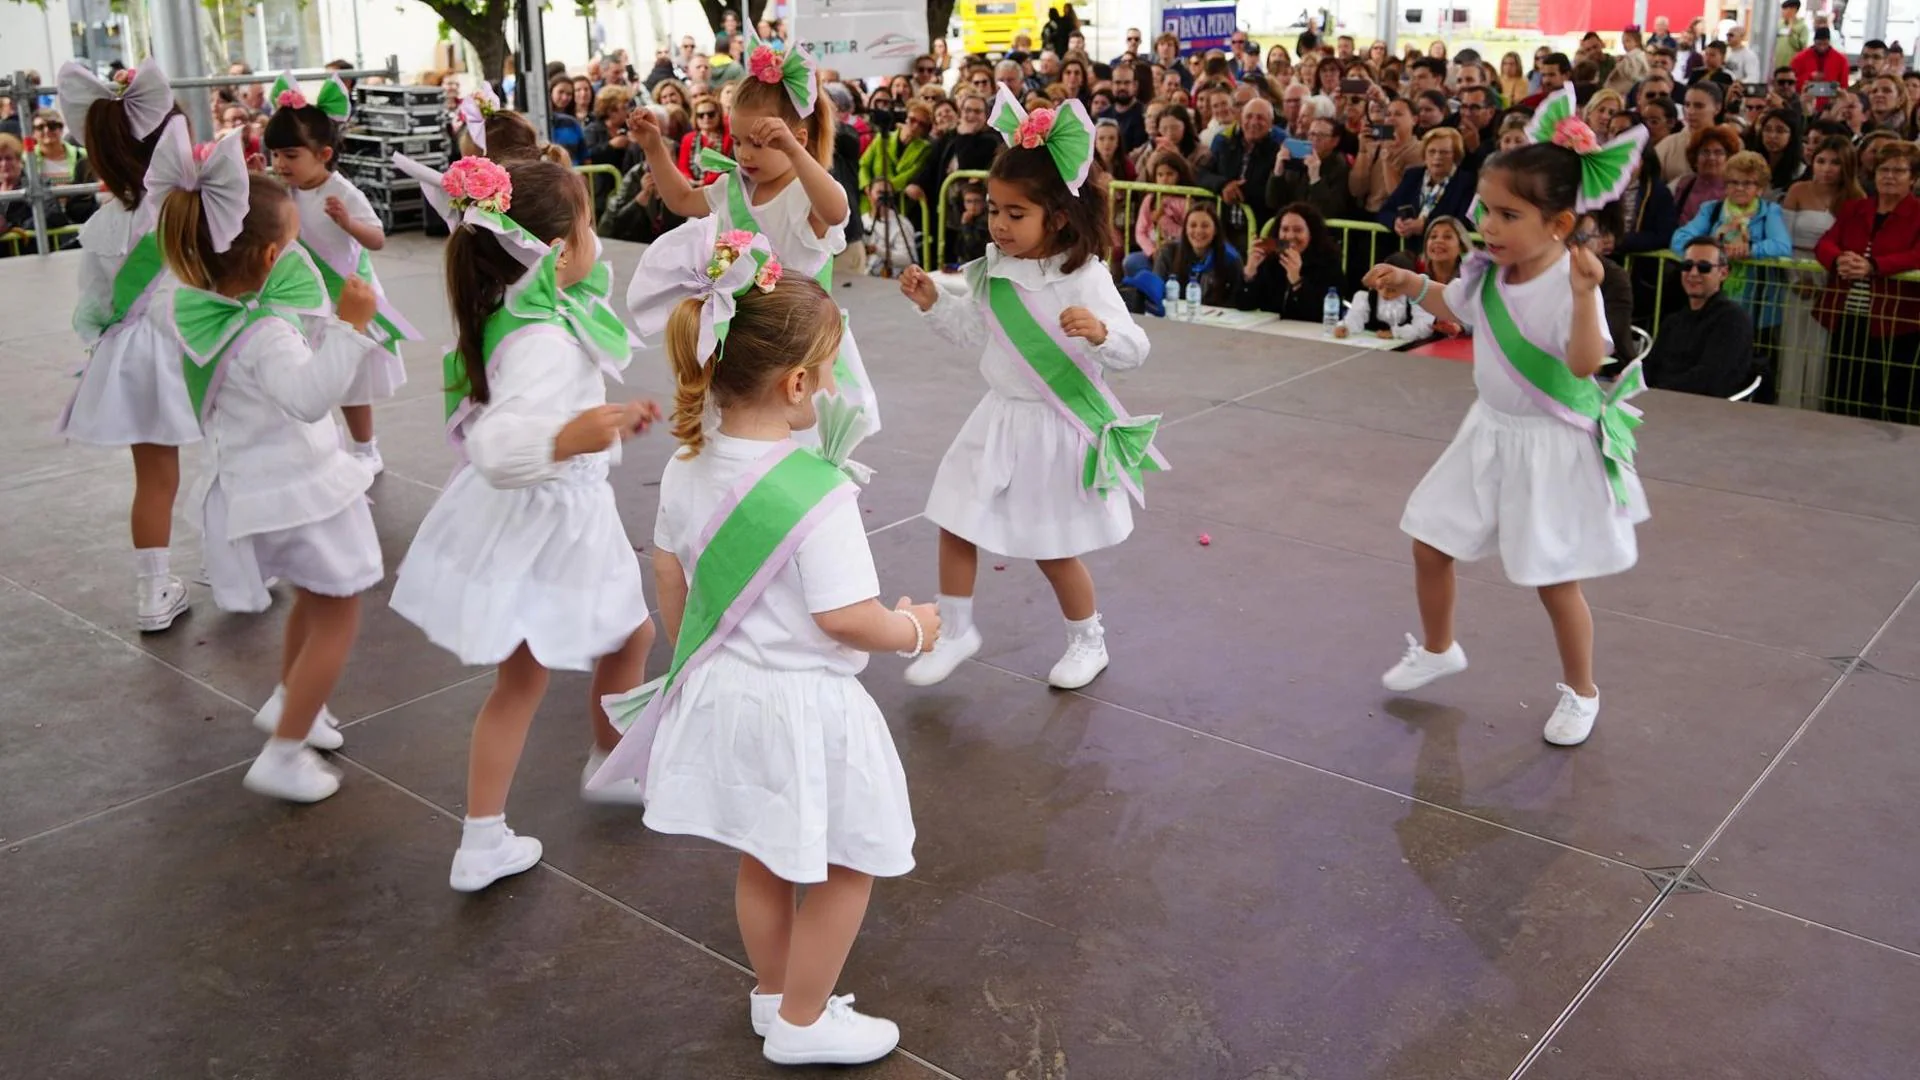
[157, 188, 213, 289]
[665, 297, 716, 455]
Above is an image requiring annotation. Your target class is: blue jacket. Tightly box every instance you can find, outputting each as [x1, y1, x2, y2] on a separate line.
[1672, 198, 1791, 328]
[1375, 165, 1478, 230]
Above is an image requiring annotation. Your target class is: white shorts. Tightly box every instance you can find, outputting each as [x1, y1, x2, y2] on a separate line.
[203, 481, 385, 613]
[1400, 401, 1648, 587]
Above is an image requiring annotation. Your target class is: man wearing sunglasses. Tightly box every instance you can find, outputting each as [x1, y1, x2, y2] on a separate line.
[1645, 238, 1757, 397]
[913, 55, 940, 88]
[1111, 28, 1143, 68]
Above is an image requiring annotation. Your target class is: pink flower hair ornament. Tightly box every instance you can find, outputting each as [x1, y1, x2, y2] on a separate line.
[277, 89, 307, 109]
[748, 46, 784, 84]
[626, 217, 779, 363]
[442, 156, 513, 214]
[1016, 108, 1056, 149]
[1551, 117, 1601, 155]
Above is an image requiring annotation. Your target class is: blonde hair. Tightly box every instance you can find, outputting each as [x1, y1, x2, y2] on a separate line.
[1419, 126, 1464, 159]
[730, 73, 837, 168]
[665, 275, 843, 455]
[593, 84, 633, 121]
[1723, 150, 1771, 185]
[157, 171, 293, 294]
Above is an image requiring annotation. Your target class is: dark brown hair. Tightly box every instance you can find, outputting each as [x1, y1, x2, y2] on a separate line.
[988, 145, 1113, 274]
[458, 110, 542, 162]
[263, 102, 341, 170]
[83, 99, 184, 211]
[157, 171, 294, 293]
[444, 160, 589, 406]
[665, 275, 842, 455]
[730, 72, 837, 168]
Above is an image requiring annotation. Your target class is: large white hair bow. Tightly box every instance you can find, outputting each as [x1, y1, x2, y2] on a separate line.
[626, 216, 781, 364]
[456, 83, 501, 151]
[140, 115, 250, 252]
[57, 59, 173, 146]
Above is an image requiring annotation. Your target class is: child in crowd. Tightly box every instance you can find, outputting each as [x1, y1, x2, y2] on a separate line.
[1338, 250, 1436, 340]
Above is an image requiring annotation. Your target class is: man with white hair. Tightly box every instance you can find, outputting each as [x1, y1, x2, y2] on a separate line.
[1280, 82, 1309, 139]
[1207, 97, 1281, 226]
[1027, 51, 1060, 95]
[995, 59, 1024, 102]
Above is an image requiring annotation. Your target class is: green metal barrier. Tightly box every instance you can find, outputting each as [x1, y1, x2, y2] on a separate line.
[0, 224, 80, 257]
[573, 164, 622, 218]
[929, 174, 1258, 271]
[932, 168, 990, 270]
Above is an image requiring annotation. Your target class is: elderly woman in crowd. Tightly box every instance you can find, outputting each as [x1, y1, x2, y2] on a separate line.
[1815, 141, 1920, 424]
[1377, 126, 1475, 252]
[1672, 124, 1742, 224]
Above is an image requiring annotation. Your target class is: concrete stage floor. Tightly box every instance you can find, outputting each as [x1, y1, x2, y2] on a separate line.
[4, 234, 1919, 1080]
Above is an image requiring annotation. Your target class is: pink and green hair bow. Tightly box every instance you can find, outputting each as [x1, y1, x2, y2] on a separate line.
[1523, 84, 1648, 213]
[626, 217, 782, 364]
[269, 71, 352, 122]
[986, 85, 1095, 195]
[743, 32, 819, 118]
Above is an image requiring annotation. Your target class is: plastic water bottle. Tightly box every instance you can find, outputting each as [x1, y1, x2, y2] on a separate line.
[1185, 276, 1204, 318]
[1323, 287, 1342, 335]
[1165, 274, 1185, 319]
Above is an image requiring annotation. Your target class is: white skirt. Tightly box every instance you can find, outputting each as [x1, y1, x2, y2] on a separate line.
[925, 391, 1133, 560]
[203, 480, 384, 613]
[56, 312, 202, 447]
[1401, 400, 1649, 587]
[641, 649, 915, 884]
[337, 340, 407, 408]
[389, 454, 648, 672]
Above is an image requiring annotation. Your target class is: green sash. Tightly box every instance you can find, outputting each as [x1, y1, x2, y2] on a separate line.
[695, 148, 854, 388]
[589, 443, 860, 794]
[1478, 270, 1644, 507]
[303, 241, 407, 354]
[983, 276, 1167, 505]
[172, 248, 332, 421]
[108, 232, 167, 329]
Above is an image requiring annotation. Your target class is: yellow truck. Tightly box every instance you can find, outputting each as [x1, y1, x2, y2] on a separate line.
[959, 0, 1037, 56]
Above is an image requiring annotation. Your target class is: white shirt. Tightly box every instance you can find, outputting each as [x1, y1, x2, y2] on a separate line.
[1726, 46, 1764, 84]
[463, 324, 619, 489]
[289, 172, 380, 278]
[1342, 288, 1436, 341]
[205, 317, 377, 538]
[923, 248, 1149, 401]
[72, 198, 172, 344]
[862, 209, 918, 273]
[653, 432, 879, 675]
[1444, 253, 1612, 418]
[703, 173, 846, 278]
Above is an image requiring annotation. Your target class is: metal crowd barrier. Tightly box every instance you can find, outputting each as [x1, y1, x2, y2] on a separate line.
[1, 58, 398, 258]
[927, 174, 1260, 271]
[572, 163, 620, 218]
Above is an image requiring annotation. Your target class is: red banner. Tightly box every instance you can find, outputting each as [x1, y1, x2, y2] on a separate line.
[1503, 0, 1708, 35]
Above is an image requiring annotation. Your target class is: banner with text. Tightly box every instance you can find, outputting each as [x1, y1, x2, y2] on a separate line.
[797, 0, 930, 81]
[1161, 2, 1239, 57]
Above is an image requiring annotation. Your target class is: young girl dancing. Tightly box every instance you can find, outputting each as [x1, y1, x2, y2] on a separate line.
[54, 60, 197, 631]
[628, 34, 879, 436]
[264, 72, 420, 474]
[150, 117, 386, 800]
[592, 218, 937, 1066]
[896, 88, 1165, 690]
[388, 158, 659, 893]
[1363, 86, 1650, 747]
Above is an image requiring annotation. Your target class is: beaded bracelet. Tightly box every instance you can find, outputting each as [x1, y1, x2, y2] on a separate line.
[895, 609, 926, 659]
[1412, 274, 1432, 306]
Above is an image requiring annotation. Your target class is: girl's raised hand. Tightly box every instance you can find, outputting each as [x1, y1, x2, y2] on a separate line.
[898, 265, 939, 311]
[627, 106, 665, 146]
[1362, 262, 1415, 299]
[336, 277, 377, 331]
[623, 398, 665, 434]
[554, 404, 642, 460]
[1568, 243, 1604, 291]
[744, 117, 802, 159]
[324, 195, 351, 227]
[1060, 305, 1108, 346]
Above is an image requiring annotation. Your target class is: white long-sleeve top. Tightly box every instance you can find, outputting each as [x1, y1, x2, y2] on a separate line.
[462, 325, 618, 489]
[72, 199, 173, 345]
[923, 249, 1149, 399]
[1342, 288, 1436, 341]
[206, 317, 378, 539]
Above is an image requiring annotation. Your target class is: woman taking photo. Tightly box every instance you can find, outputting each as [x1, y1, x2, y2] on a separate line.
[1350, 95, 1421, 218]
[1815, 141, 1920, 424]
[859, 101, 935, 222]
[1129, 103, 1203, 180]
[1235, 202, 1344, 320]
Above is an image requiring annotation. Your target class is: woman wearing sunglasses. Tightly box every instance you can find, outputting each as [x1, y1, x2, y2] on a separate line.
[677, 93, 733, 184]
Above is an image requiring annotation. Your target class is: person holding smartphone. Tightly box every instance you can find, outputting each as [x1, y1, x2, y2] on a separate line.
[1350, 94, 1422, 215]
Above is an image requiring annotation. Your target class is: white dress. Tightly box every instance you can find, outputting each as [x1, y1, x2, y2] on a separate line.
[1400, 255, 1649, 588]
[638, 432, 913, 885]
[703, 176, 879, 434]
[290, 173, 408, 406]
[1777, 206, 1836, 410]
[55, 200, 201, 446]
[199, 318, 384, 613]
[921, 250, 1151, 560]
[390, 325, 649, 673]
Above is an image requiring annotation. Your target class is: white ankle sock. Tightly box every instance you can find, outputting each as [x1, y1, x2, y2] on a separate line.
[461, 814, 507, 850]
[262, 736, 304, 763]
[351, 438, 376, 455]
[938, 594, 974, 639]
[135, 547, 169, 580]
[1067, 613, 1102, 634]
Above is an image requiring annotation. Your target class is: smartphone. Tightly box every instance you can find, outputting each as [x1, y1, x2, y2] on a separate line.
[1744, 81, 1766, 96]
[1370, 124, 1392, 141]
[1283, 137, 1314, 159]
[1807, 81, 1838, 97]
[1395, 204, 1419, 221]
[1340, 78, 1371, 95]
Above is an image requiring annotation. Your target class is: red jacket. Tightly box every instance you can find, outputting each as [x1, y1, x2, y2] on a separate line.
[677, 128, 733, 185]
[1790, 45, 1850, 92]
[1814, 195, 1920, 337]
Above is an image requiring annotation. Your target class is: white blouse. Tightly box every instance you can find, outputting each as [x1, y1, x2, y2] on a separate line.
[72, 199, 171, 344]
[463, 324, 618, 489]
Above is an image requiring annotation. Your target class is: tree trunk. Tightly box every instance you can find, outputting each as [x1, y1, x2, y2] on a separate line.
[426, 0, 514, 81]
[926, 0, 957, 56]
[696, 0, 772, 37]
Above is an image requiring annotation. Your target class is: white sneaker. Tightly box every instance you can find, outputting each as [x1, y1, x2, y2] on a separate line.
[449, 828, 543, 893]
[1543, 684, 1600, 747]
[1048, 619, 1109, 690]
[751, 989, 783, 1037]
[580, 748, 646, 806]
[252, 687, 345, 751]
[351, 440, 385, 476]
[1381, 633, 1469, 693]
[135, 575, 189, 633]
[242, 743, 342, 803]
[762, 994, 900, 1066]
[904, 624, 981, 687]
